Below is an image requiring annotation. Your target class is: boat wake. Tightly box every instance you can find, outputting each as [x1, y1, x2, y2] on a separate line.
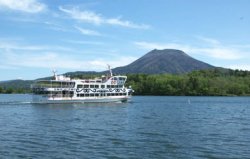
[0, 101, 32, 105]
[0, 100, 132, 106]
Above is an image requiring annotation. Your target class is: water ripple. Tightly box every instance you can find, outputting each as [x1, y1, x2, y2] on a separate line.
[1, 95, 250, 158]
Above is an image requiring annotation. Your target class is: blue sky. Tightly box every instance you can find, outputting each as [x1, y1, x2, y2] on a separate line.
[0, 0, 250, 81]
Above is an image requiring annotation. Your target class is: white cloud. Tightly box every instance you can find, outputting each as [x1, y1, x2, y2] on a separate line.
[64, 40, 104, 45]
[2, 51, 136, 71]
[194, 48, 243, 60]
[88, 56, 136, 70]
[0, 0, 46, 13]
[44, 21, 72, 32]
[106, 17, 150, 29]
[59, 6, 102, 25]
[0, 40, 136, 71]
[228, 64, 250, 71]
[134, 41, 191, 51]
[0, 41, 73, 52]
[0, 65, 17, 69]
[59, 6, 150, 29]
[196, 36, 220, 45]
[74, 26, 101, 36]
[134, 41, 245, 60]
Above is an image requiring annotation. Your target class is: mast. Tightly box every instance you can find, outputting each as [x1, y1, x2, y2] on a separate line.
[52, 69, 57, 80]
[107, 64, 113, 77]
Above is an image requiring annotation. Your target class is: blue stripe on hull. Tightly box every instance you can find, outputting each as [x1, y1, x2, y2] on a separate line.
[32, 95, 130, 104]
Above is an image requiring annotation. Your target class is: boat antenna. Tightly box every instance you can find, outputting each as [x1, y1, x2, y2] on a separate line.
[107, 64, 113, 77]
[52, 69, 57, 80]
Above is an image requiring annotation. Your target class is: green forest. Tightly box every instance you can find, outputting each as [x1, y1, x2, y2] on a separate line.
[1, 68, 250, 96]
[126, 69, 250, 96]
[0, 80, 33, 94]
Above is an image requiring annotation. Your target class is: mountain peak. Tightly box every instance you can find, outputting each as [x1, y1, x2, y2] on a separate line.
[112, 49, 214, 74]
[146, 49, 189, 57]
[151, 48, 183, 52]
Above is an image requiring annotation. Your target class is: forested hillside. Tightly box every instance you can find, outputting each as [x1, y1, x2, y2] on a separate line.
[126, 69, 250, 96]
[0, 80, 33, 94]
[1, 69, 250, 96]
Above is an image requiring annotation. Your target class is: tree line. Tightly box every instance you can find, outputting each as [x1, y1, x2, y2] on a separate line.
[125, 69, 250, 96]
[0, 80, 33, 94]
[1, 68, 250, 96]
[0, 87, 25, 94]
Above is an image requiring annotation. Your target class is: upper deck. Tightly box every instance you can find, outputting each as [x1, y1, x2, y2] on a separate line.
[32, 66, 127, 92]
[32, 75, 127, 89]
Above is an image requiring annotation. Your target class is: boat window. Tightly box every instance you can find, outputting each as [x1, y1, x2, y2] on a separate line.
[61, 82, 67, 88]
[84, 85, 89, 88]
[118, 85, 123, 88]
[85, 94, 89, 97]
[101, 85, 105, 88]
[90, 85, 94, 88]
[36, 81, 48, 85]
[95, 93, 99, 96]
[51, 82, 61, 88]
[77, 85, 83, 88]
[111, 85, 115, 88]
[118, 77, 125, 81]
[95, 85, 99, 88]
[34, 90, 49, 95]
[68, 82, 73, 88]
[90, 94, 94, 96]
[107, 85, 111, 88]
[114, 77, 117, 80]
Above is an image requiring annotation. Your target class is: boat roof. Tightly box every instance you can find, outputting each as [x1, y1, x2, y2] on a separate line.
[35, 75, 127, 83]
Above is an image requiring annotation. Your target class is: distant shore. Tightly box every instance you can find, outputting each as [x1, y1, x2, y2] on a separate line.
[1, 69, 250, 96]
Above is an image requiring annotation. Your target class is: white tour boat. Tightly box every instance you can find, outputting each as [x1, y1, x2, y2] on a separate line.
[31, 67, 133, 104]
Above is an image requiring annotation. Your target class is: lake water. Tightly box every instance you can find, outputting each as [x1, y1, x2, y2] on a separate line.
[0, 94, 250, 159]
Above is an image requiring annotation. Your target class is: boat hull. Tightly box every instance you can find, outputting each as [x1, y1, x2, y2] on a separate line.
[32, 95, 130, 104]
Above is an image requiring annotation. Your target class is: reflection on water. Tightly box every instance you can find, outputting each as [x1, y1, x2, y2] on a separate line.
[1, 94, 250, 158]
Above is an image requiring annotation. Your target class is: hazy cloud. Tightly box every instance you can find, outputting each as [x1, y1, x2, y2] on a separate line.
[196, 36, 221, 45]
[74, 26, 102, 36]
[0, 40, 136, 71]
[0, 0, 46, 13]
[0, 41, 73, 52]
[2, 51, 136, 71]
[134, 40, 246, 60]
[59, 6, 150, 29]
[228, 64, 250, 71]
[64, 40, 104, 45]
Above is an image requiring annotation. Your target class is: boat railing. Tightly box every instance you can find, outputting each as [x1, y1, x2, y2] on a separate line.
[80, 79, 103, 83]
[33, 84, 75, 89]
